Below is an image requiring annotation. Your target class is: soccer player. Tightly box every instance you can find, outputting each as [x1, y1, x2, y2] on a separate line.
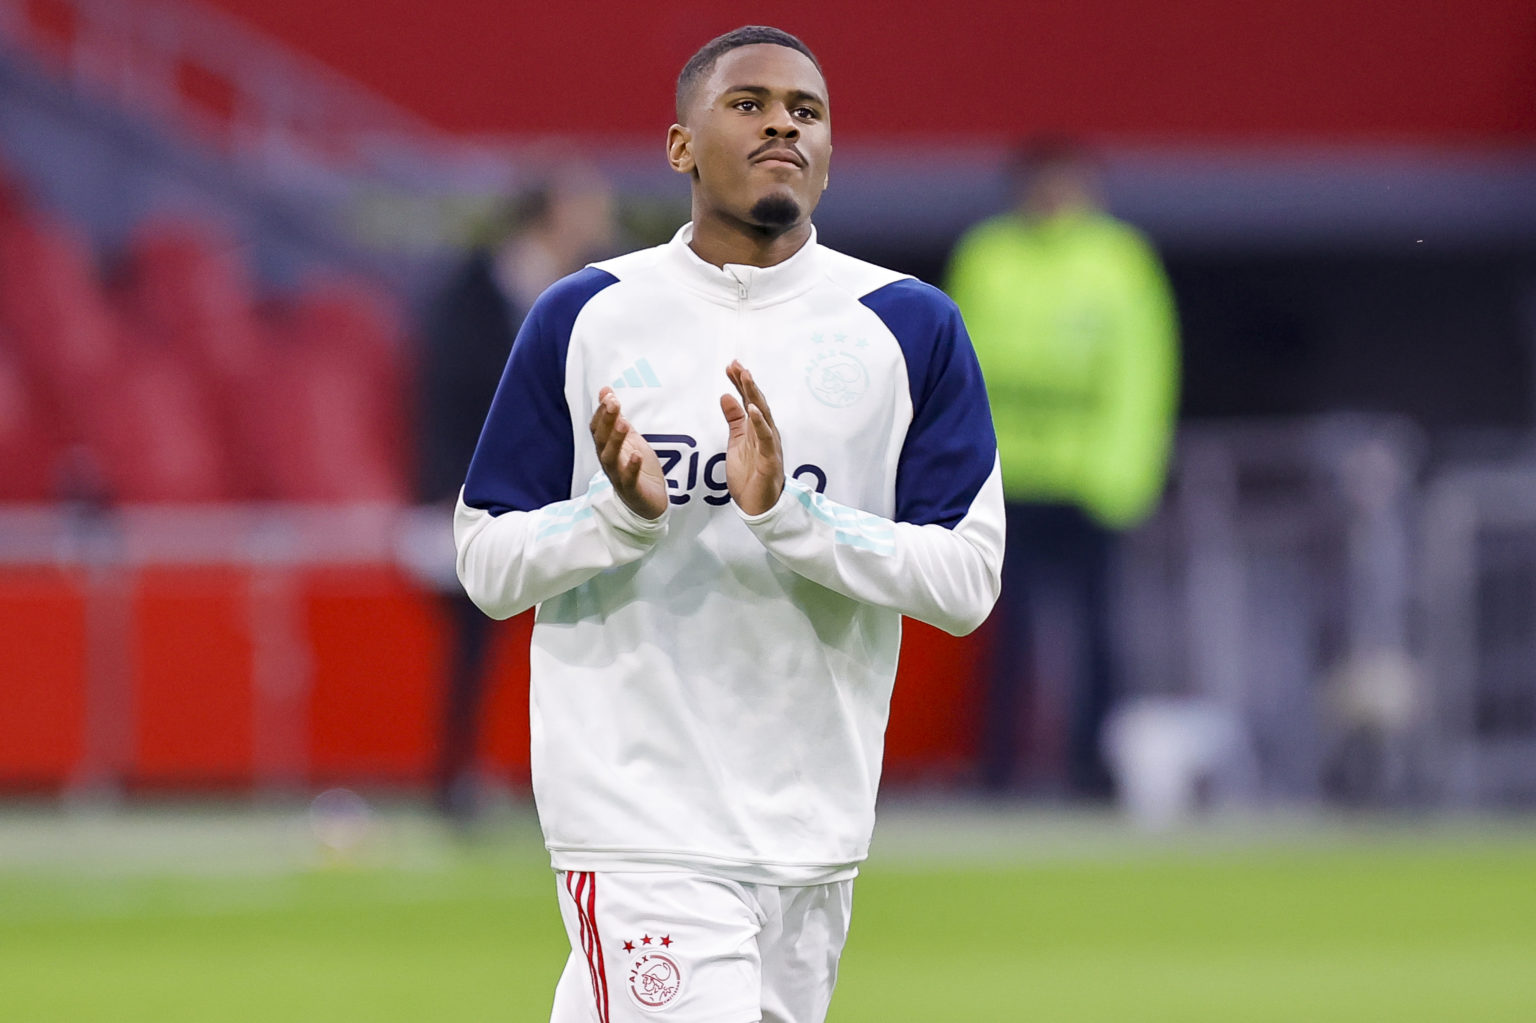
[455, 25, 1003, 1023]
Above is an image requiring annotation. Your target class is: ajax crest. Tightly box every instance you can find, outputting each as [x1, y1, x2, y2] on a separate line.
[805, 332, 869, 408]
[628, 951, 683, 1010]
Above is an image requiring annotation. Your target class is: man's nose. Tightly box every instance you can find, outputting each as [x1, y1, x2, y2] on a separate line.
[763, 105, 798, 139]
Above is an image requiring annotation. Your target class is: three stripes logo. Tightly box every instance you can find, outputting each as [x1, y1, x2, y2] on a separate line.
[611, 358, 662, 389]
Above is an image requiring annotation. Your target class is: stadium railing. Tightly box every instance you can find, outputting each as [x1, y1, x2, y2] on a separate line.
[1422, 462, 1536, 805]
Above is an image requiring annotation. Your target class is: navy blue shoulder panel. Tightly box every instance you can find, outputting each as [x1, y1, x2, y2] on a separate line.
[462, 267, 620, 515]
[860, 278, 997, 529]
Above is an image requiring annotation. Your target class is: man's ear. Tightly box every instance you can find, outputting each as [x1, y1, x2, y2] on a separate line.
[667, 124, 694, 175]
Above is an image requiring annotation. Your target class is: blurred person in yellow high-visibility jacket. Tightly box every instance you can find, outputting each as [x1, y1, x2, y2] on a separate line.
[945, 136, 1179, 798]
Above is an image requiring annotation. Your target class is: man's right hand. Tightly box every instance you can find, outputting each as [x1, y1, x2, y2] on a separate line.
[590, 387, 668, 520]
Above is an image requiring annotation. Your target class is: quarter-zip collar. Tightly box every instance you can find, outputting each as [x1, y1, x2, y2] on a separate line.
[665, 223, 822, 307]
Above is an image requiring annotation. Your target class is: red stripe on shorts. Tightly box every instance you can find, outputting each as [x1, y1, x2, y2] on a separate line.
[585, 873, 610, 1022]
[567, 872, 603, 1019]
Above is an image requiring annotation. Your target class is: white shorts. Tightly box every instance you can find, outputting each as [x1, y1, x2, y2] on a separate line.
[549, 870, 853, 1023]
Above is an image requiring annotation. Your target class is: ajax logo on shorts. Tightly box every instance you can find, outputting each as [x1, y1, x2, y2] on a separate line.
[621, 934, 682, 1010]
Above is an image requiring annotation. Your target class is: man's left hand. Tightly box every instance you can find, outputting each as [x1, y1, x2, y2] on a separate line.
[720, 360, 785, 516]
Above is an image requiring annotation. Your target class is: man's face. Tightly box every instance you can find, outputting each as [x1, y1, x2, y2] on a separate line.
[670, 44, 831, 232]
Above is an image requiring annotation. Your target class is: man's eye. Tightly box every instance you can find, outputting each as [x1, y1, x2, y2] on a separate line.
[794, 107, 820, 120]
[734, 99, 759, 112]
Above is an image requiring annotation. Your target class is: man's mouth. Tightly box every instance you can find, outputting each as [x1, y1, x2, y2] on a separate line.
[751, 145, 806, 168]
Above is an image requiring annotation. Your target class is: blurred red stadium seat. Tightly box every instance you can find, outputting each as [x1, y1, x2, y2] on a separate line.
[250, 278, 410, 503]
[0, 181, 413, 505]
[286, 276, 408, 401]
[120, 219, 270, 498]
[84, 349, 234, 503]
[252, 346, 407, 503]
[0, 212, 121, 416]
[0, 209, 126, 500]
[0, 340, 61, 500]
[124, 218, 264, 383]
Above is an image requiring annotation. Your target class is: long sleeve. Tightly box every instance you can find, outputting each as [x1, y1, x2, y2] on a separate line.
[452, 266, 663, 619]
[455, 474, 666, 619]
[741, 278, 1005, 636]
[739, 467, 1003, 636]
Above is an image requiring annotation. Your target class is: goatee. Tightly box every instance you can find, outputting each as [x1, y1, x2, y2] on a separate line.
[749, 195, 801, 229]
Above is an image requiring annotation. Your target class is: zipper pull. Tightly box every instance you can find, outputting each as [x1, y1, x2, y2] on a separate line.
[726, 265, 751, 300]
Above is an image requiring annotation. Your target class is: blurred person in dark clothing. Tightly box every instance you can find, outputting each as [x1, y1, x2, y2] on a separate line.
[945, 137, 1179, 798]
[416, 170, 616, 823]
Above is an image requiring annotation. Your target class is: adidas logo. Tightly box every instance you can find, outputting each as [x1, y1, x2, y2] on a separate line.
[611, 358, 662, 389]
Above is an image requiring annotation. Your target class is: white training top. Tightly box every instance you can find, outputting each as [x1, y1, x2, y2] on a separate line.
[455, 225, 1004, 884]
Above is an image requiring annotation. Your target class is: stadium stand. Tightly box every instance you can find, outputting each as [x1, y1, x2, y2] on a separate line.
[0, 339, 55, 500]
[3, 0, 1536, 808]
[0, 183, 409, 503]
[118, 219, 269, 498]
[0, 122, 410, 506]
[255, 279, 410, 503]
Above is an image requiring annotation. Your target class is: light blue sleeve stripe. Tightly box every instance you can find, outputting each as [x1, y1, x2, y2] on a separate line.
[532, 475, 609, 540]
[792, 481, 896, 556]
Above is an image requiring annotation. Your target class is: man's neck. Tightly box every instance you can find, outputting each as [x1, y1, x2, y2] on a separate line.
[687, 213, 812, 269]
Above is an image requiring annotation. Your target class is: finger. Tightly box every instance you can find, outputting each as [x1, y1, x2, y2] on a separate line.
[721, 395, 754, 450]
[592, 405, 615, 455]
[590, 390, 619, 441]
[725, 360, 751, 401]
[600, 414, 631, 469]
[737, 367, 776, 430]
[618, 446, 641, 489]
[720, 392, 747, 434]
[726, 364, 759, 423]
[748, 404, 778, 453]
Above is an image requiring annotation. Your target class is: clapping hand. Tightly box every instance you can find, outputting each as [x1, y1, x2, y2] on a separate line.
[590, 387, 668, 519]
[720, 360, 785, 516]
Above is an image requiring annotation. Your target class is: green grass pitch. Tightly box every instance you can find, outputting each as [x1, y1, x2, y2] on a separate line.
[2, 804, 1534, 1021]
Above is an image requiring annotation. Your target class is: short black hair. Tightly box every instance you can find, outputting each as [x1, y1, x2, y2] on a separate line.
[675, 26, 822, 122]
